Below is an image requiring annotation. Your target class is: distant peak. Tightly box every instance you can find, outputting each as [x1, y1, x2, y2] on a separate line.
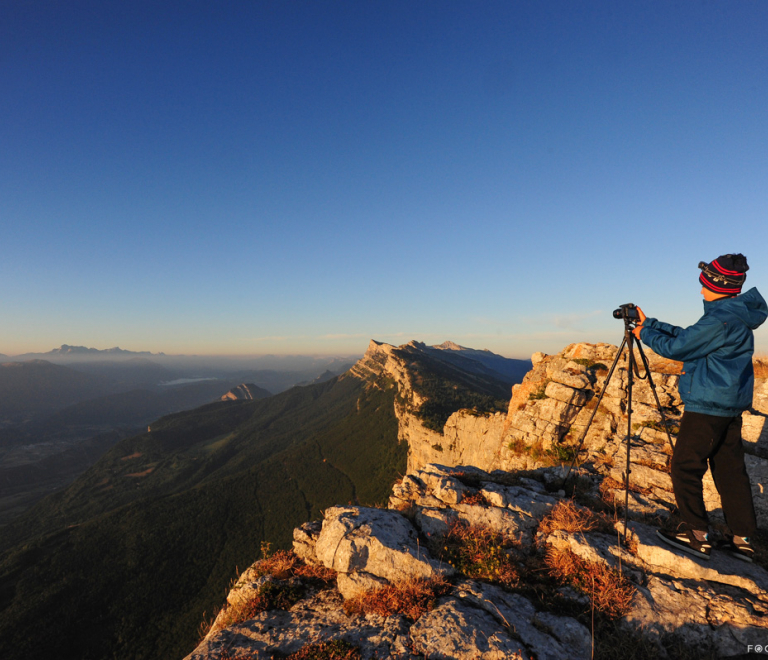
[46, 345, 158, 357]
[434, 341, 465, 351]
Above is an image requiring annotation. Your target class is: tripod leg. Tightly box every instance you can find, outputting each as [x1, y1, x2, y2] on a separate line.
[624, 331, 635, 542]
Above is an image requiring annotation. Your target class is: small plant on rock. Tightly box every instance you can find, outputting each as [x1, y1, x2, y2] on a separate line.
[538, 500, 613, 536]
[253, 548, 336, 585]
[460, 490, 491, 507]
[544, 546, 635, 619]
[431, 520, 519, 589]
[203, 548, 337, 636]
[528, 379, 551, 400]
[343, 576, 450, 621]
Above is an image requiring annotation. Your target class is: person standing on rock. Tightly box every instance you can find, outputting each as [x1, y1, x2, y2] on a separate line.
[632, 254, 767, 561]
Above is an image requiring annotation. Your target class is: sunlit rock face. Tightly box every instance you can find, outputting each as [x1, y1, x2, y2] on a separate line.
[186, 342, 768, 660]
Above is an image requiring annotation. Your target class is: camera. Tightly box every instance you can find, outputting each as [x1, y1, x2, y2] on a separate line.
[613, 303, 640, 322]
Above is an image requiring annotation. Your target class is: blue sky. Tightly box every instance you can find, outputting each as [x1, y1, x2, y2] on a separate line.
[1, 1, 767, 358]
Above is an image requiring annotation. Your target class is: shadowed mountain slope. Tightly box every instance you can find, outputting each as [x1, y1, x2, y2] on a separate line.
[0, 360, 111, 422]
[0, 373, 403, 660]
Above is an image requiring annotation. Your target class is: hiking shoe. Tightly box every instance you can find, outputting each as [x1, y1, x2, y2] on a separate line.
[724, 536, 754, 563]
[656, 528, 712, 560]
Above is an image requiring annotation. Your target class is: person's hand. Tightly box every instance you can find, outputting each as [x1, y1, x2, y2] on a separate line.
[632, 306, 646, 340]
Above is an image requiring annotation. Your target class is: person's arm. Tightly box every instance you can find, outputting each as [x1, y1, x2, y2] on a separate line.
[632, 306, 684, 341]
[643, 317, 683, 336]
[640, 314, 725, 362]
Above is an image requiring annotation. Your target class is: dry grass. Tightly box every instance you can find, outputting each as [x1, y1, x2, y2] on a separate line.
[430, 520, 520, 588]
[287, 639, 363, 659]
[755, 356, 768, 379]
[200, 548, 336, 639]
[538, 500, 613, 536]
[461, 490, 491, 507]
[254, 547, 336, 584]
[216, 580, 305, 629]
[343, 575, 450, 621]
[599, 475, 653, 501]
[544, 546, 635, 619]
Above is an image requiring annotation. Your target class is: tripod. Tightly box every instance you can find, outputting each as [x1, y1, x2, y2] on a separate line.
[561, 306, 676, 542]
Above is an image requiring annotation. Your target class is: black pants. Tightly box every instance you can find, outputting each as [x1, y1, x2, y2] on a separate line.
[671, 410, 757, 537]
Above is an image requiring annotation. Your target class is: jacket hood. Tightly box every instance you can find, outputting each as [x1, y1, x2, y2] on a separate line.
[704, 287, 768, 330]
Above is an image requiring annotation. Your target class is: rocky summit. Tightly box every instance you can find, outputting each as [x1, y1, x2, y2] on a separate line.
[186, 341, 768, 659]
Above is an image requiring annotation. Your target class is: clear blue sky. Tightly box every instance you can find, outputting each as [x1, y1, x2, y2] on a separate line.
[2, 1, 767, 358]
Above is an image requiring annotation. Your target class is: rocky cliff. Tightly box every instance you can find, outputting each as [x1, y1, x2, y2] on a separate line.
[349, 340, 518, 473]
[186, 340, 768, 659]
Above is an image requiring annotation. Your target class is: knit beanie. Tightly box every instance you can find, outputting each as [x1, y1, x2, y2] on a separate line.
[698, 254, 749, 295]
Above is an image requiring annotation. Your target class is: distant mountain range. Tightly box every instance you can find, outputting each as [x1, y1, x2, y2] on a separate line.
[7, 345, 164, 361]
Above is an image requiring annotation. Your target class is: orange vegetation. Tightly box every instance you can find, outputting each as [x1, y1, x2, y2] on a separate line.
[544, 546, 635, 619]
[538, 500, 612, 536]
[343, 575, 450, 621]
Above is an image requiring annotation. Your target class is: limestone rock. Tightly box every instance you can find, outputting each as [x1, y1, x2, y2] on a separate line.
[549, 367, 590, 390]
[336, 571, 388, 600]
[314, 506, 450, 595]
[544, 381, 588, 406]
[292, 521, 322, 565]
[415, 506, 457, 537]
[754, 379, 768, 414]
[743, 410, 768, 456]
[409, 599, 529, 659]
[531, 351, 547, 366]
[187, 590, 414, 660]
[626, 575, 768, 657]
[452, 580, 591, 660]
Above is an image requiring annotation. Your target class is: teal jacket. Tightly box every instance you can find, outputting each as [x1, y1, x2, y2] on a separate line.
[640, 287, 767, 417]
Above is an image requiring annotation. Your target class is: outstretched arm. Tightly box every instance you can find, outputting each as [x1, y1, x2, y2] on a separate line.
[640, 314, 724, 361]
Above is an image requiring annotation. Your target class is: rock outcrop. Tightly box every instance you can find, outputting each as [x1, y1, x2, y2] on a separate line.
[188, 463, 768, 660]
[348, 339, 768, 530]
[220, 383, 261, 401]
[186, 341, 768, 660]
[348, 340, 518, 473]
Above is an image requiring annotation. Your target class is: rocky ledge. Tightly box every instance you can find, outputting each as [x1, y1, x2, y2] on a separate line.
[187, 463, 768, 660]
[186, 341, 768, 659]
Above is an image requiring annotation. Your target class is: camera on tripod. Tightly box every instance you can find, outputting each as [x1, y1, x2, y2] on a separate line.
[613, 303, 640, 323]
[562, 301, 675, 543]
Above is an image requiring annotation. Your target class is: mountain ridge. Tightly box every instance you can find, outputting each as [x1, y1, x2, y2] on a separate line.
[186, 341, 768, 660]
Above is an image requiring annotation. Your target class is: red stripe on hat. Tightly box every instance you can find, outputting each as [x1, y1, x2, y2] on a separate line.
[712, 260, 741, 276]
[700, 273, 741, 293]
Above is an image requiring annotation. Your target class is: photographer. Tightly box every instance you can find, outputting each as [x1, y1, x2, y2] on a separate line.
[632, 254, 767, 561]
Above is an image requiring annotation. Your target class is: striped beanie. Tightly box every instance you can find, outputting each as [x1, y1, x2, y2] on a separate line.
[698, 254, 749, 295]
